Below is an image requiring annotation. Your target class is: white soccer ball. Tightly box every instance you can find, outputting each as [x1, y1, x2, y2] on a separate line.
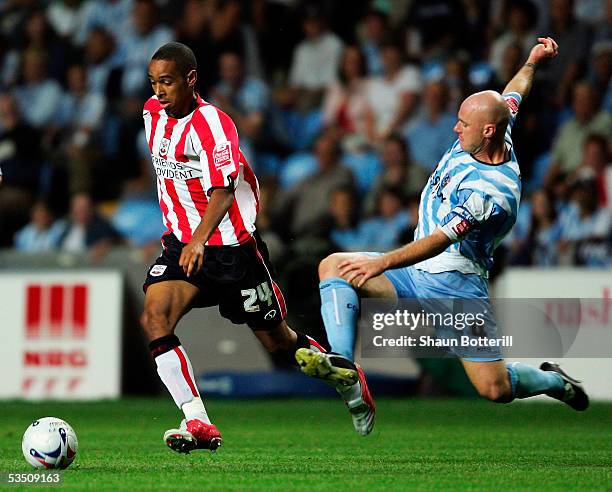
[22, 417, 78, 469]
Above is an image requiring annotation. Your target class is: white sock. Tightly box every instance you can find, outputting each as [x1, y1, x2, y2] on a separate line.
[182, 398, 210, 424]
[155, 346, 210, 424]
[337, 382, 362, 403]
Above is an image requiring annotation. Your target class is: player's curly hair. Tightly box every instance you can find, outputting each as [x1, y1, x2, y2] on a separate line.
[152, 42, 197, 77]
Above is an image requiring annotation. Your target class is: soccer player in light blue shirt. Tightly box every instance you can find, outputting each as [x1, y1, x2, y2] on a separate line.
[296, 37, 589, 436]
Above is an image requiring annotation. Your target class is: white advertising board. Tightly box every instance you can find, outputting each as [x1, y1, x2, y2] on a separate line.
[0, 271, 123, 399]
[494, 268, 612, 400]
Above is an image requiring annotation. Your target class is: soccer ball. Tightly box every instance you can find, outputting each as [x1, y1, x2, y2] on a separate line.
[22, 417, 78, 469]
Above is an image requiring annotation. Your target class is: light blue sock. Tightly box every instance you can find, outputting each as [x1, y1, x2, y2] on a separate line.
[319, 278, 359, 359]
[506, 362, 565, 400]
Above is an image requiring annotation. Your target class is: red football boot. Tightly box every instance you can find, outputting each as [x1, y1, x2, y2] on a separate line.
[164, 419, 222, 454]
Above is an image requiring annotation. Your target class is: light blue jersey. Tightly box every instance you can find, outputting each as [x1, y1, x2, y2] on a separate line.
[362, 93, 524, 360]
[413, 93, 523, 278]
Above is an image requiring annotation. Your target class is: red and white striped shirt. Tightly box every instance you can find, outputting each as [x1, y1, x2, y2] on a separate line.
[143, 94, 259, 245]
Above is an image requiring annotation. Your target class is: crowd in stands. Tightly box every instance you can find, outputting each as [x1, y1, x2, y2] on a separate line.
[0, 0, 610, 273]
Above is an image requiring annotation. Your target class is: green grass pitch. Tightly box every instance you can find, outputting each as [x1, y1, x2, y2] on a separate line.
[1, 398, 611, 491]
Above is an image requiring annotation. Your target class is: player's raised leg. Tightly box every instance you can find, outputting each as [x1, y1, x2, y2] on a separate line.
[253, 320, 358, 385]
[318, 252, 397, 359]
[294, 252, 394, 435]
[461, 359, 589, 410]
[254, 318, 374, 436]
[140, 281, 222, 453]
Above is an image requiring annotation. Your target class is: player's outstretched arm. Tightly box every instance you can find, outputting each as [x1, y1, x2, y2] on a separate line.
[339, 229, 452, 287]
[503, 37, 558, 99]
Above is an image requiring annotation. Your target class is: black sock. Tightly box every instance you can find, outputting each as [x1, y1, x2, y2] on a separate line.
[149, 334, 181, 358]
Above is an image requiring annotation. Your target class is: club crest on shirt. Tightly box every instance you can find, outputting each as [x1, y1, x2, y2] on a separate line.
[159, 138, 170, 158]
[213, 141, 233, 169]
[150, 264, 167, 277]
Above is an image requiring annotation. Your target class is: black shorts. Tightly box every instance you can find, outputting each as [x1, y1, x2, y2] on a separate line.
[143, 231, 287, 330]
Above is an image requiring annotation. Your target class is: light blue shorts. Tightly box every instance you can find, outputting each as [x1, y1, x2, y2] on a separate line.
[365, 254, 502, 361]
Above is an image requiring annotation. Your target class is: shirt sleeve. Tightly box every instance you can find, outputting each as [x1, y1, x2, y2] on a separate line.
[191, 107, 241, 195]
[439, 190, 496, 243]
[503, 92, 522, 133]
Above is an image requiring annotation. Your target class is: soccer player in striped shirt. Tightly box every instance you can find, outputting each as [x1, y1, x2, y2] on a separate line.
[140, 42, 375, 453]
[298, 38, 590, 413]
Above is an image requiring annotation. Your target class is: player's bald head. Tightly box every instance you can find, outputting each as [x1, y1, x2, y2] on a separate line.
[455, 90, 511, 154]
[462, 90, 509, 131]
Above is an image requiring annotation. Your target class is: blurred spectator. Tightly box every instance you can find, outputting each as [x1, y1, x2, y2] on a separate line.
[542, 0, 592, 107]
[74, 0, 134, 47]
[489, 0, 538, 82]
[174, 0, 211, 86]
[592, 0, 612, 44]
[357, 9, 390, 76]
[47, 0, 85, 41]
[249, 0, 299, 81]
[0, 0, 33, 40]
[186, 0, 263, 93]
[276, 132, 355, 239]
[511, 189, 562, 266]
[285, 4, 343, 112]
[0, 34, 19, 88]
[398, 192, 422, 244]
[51, 63, 106, 194]
[0, 92, 42, 246]
[14, 200, 65, 252]
[253, 176, 284, 263]
[588, 41, 612, 112]
[405, 0, 468, 60]
[570, 134, 611, 207]
[547, 81, 612, 185]
[558, 179, 611, 265]
[12, 48, 62, 128]
[111, 198, 165, 247]
[211, 51, 269, 167]
[330, 184, 411, 252]
[328, 185, 361, 250]
[58, 192, 122, 259]
[322, 44, 369, 150]
[444, 54, 475, 109]
[364, 41, 422, 143]
[364, 135, 429, 216]
[18, 8, 73, 83]
[120, 0, 173, 97]
[355, 185, 410, 251]
[84, 27, 120, 95]
[575, 0, 606, 25]
[405, 80, 456, 171]
[489, 42, 524, 92]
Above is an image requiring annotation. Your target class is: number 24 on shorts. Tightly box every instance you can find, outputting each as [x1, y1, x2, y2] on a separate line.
[241, 282, 273, 313]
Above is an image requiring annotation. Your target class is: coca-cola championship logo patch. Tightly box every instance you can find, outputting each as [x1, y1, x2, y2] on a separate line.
[213, 141, 233, 169]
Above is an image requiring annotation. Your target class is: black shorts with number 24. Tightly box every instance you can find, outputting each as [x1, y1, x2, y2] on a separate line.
[143, 231, 287, 330]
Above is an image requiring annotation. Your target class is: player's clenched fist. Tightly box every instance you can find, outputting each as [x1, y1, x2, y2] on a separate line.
[179, 241, 205, 277]
[527, 37, 559, 65]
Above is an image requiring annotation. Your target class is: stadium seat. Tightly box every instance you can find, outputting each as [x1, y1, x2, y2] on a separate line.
[279, 152, 317, 189]
[342, 151, 383, 193]
[112, 199, 166, 246]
